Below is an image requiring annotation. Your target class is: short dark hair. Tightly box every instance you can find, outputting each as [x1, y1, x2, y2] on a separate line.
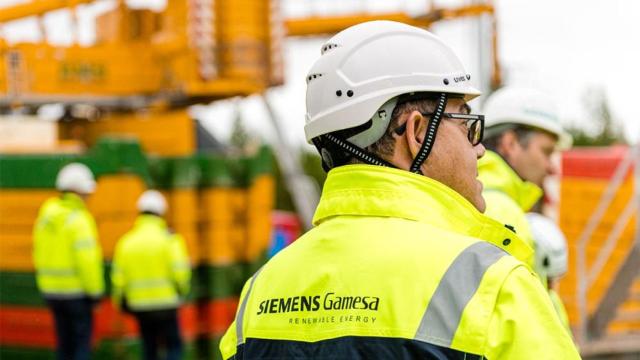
[141, 210, 161, 217]
[482, 125, 536, 152]
[348, 97, 438, 164]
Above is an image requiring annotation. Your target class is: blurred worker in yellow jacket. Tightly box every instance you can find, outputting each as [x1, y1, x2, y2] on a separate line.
[478, 87, 573, 268]
[111, 190, 191, 360]
[33, 162, 104, 360]
[527, 213, 571, 330]
[220, 21, 579, 359]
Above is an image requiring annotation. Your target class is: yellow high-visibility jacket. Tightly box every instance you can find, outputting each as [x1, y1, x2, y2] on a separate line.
[478, 151, 543, 268]
[111, 214, 191, 311]
[220, 165, 579, 359]
[33, 193, 104, 299]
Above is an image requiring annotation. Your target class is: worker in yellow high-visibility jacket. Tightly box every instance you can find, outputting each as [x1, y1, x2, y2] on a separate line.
[33, 162, 104, 360]
[111, 190, 191, 360]
[220, 21, 580, 359]
[477, 86, 573, 269]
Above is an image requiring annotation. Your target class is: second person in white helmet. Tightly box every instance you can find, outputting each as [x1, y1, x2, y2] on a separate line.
[111, 190, 191, 360]
[220, 21, 579, 359]
[478, 86, 572, 268]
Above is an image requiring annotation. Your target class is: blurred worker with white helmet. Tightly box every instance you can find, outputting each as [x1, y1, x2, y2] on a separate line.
[478, 87, 573, 268]
[111, 190, 191, 360]
[55, 162, 97, 195]
[221, 21, 578, 359]
[527, 213, 571, 330]
[33, 162, 104, 360]
[137, 189, 168, 216]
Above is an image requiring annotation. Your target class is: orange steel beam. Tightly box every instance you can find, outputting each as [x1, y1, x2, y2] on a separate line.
[437, 3, 494, 20]
[0, 0, 94, 23]
[490, 12, 502, 89]
[2, 2, 495, 38]
[284, 4, 495, 37]
[285, 13, 416, 37]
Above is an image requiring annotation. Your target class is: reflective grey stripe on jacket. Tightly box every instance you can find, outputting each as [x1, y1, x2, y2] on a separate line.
[38, 268, 78, 277]
[128, 278, 173, 290]
[236, 268, 263, 346]
[415, 241, 507, 347]
[74, 238, 96, 250]
[127, 297, 181, 310]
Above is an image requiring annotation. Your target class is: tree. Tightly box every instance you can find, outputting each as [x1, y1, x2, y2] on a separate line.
[229, 106, 250, 150]
[567, 87, 626, 146]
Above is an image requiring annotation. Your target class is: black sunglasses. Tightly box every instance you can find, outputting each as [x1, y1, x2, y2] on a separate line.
[393, 112, 485, 146]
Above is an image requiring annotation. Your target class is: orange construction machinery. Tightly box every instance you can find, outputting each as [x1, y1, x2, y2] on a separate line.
[0, 0, 284, 109]
[0, 0, 500, 111]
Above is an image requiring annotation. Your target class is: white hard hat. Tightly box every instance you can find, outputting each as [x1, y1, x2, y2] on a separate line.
[483, 87, 572, 149]
[55, 163, 96, 195]
[304, 20, 480, 145]
[137, 190, 167, 216]
[526, 213, 568, 279]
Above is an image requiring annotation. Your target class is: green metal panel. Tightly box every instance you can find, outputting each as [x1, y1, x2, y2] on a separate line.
[246, 145, 273, 182]
[0, 271, 44, 307]
[147, 156, 200, 189]
[89, 137, 150, 183]
[243, 252, 268, 281]
[0, 154, 80, 188]
[146, 157, 174, 189]
[93, 338, 141, 360]
[93, 335, 197, 360]
[197, 155, 235, 188]
[0, 264, 216, 306]
[171, 156, 200, 188]
[194, 264, 245, 300]
[196, 335, 224, 360]
[191, 259, 268, 301]
[226, 157, 249, 188]
[0, 346, 55, 360]
[0, 265, 107, 306]
[183, 340, 199, 360]
[0, 332, 196, 360]
[0, 137, 151, 189]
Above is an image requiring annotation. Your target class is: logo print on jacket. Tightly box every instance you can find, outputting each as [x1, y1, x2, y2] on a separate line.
[257, 292, 380, 315]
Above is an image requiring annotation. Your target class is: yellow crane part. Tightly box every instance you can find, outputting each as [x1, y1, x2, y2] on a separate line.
[0, 1, 87, 23]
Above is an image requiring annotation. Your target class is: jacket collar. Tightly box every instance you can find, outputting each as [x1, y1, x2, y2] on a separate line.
[60, 192, 87, 210]
[135, 214, 168, 229]
[313, 165, 532, 262]
[477, 151, 542, 211]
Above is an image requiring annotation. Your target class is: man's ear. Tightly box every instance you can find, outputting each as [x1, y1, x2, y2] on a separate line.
[405, 111, 427, 158]
[497, 130, 519, 158]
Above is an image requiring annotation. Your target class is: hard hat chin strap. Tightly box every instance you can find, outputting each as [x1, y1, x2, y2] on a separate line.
[409, 93, 448, 175]
[322, 133, 397, 169]
[312, 133, 396, 172]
